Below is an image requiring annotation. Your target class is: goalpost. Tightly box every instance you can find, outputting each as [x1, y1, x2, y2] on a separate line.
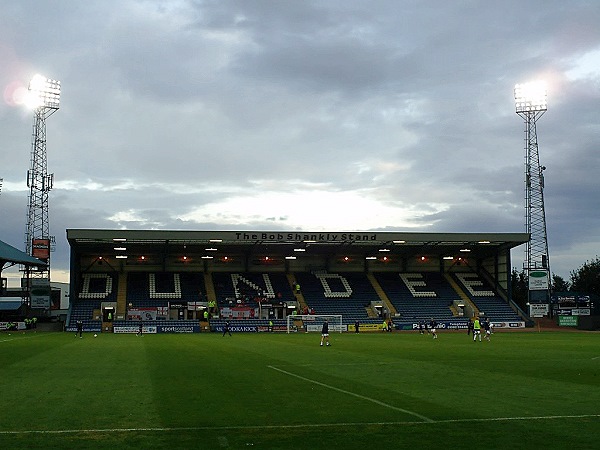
[286, 314, 343, 334]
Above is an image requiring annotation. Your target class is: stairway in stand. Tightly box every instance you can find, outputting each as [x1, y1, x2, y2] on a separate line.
[366, 273, 397, 316]
[116, 272, 128, 319]
[287, 274, 308, 311]
[444, 273, 478, 316]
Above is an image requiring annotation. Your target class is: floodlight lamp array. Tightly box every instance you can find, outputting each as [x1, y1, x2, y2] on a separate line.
[28, 74, 61, 109]
[514, 81, 547, 113]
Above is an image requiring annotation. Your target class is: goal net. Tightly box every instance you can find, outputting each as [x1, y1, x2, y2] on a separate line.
[286, 314, 343, 334]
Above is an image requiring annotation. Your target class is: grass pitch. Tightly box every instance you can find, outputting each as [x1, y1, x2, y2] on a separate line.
[0, 329, 598, 449]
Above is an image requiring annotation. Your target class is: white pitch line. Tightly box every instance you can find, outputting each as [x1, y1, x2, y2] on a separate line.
[439, 413, 600, 424]
[267, 364, 434, 423]
[2, 414, 600, 435]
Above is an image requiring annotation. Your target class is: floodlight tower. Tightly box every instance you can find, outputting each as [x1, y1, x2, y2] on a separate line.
[24, 74, 61, 280]
[514, 81, 551, 303]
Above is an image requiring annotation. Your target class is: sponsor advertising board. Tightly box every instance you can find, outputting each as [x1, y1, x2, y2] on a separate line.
[528, 270, 549, 290]
[214, 325, 258, 333]
[0, 321, 26, 331]
[31, 238, 50, 260]
[558, 315, 578, 327]
[113, 325, 157, 334]
[345, 324, 381, 332]
[30, 278, 51, 308]
[529, 303, 549, 318]
[113, 324, 200, 333]
[305, 324, 344, 332]
[397, 320, 524, 330]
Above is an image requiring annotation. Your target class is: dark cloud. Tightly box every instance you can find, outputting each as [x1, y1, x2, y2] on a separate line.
[1, 0, 599, 281]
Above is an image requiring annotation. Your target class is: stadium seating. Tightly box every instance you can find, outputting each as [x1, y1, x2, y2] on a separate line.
[375, 272, 456, 320]
[66, 269, 521, 332]
[450, 272, 522, 321]
[126, 272, 206, 307]
[295, 271, 381, 325]
[67, 273, 117, 331]
[212, 272, 292, 309]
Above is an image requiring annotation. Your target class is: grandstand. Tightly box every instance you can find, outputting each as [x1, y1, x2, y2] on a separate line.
[65, 229, 530, 333]
[451, 271, 522, 322]
[295, 271, 377, 324]
[376, 272, 455, 320]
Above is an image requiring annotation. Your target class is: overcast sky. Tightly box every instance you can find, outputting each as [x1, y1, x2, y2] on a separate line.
[1, 0, 599, 285]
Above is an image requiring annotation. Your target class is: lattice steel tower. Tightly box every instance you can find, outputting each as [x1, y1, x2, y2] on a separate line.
[514, 81, 550, 301]
[24, 75, 61, 279]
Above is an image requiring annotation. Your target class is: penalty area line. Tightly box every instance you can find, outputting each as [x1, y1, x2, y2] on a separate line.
[2, 415, 600, 436]
[267, 364, 434, 423]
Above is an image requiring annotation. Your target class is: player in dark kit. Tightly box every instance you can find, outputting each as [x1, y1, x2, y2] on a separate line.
[222, 320, 232, 337]
[76, 320, 83, 338]
[429, 318, 438, 339]
[320, 319, 330, 347]
[483, 318, 491, 341]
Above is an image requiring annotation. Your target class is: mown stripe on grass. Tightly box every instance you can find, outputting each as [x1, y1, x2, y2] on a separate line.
[267, 364, 434, 423]
[0, 333, 49, 344]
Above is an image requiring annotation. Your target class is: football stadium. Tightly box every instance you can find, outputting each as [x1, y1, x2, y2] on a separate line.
[1, 229, 599, 449]
[1, 29, 599, 450]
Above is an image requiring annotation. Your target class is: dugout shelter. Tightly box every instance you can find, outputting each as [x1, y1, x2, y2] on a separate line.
[0, 239, 48, 285]
[0, 239, 48, 325]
